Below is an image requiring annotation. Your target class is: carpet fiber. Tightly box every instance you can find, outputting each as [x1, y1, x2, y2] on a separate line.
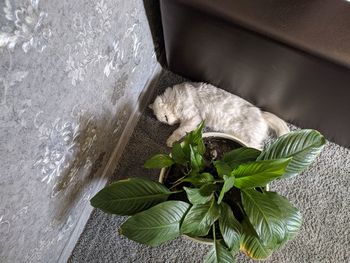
[69, 71, 350, 263]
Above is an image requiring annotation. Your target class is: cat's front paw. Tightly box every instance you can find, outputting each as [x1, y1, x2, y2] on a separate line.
[166, 134, 181, 147]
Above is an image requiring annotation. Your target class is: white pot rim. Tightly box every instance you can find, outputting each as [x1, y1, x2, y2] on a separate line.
[201, 132, 249, 147]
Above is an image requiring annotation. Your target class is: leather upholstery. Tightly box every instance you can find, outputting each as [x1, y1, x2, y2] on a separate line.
[164, 0, 350, 68]
[160, 0, 350, 147]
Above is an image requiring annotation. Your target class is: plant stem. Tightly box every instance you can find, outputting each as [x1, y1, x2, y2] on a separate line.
[215, 180, 224, 183]
[212, 224, 216, 242]
[170, 175, 187, 186]
[170, 189, 184, 194]
[235, 201, 246, 216]
[169, 180, 185, 190]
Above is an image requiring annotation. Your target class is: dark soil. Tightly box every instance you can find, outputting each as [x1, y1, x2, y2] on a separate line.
[203, 137, 242, 161]
[164, 137, 241, 189]
[165, 137, 242, 186]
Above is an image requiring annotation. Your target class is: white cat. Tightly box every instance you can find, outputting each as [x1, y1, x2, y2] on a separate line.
[149, 82, 289, 149]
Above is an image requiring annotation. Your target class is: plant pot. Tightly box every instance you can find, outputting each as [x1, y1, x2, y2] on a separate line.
[159, 132, 249, 184]
[90, 125, 324, 261]
[159, 132, 264, 244]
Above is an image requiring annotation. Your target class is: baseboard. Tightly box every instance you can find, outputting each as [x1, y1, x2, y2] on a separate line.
[58, 63, 163, 263]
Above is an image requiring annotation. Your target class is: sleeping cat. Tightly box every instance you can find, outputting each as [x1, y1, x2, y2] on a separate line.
[149, 82, 289, 149]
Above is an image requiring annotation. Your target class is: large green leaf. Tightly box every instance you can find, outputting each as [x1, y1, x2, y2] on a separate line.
[190, 144, 205, 172]
[241, 189, 286, 246]
[90, 177, 172, 215]
[182, 172, 215, 187]
[204, 240, 236, 263]
[219, 203, 241, 251]
[223, 147, 261, 168]
[144, 154, 174, 169]
[120, 201, 190, 246]
[233, 158, 291, 189]
[258, 129, 325, 178]
[197, 138, 206, 155]
[187, 121, 205, 144]
[214, 161, 232, 178]
[184, 184, 216, 205]
[182, 121, 206, 157]
[217, 175, 235, 204]
[240, 219, 273, 260]
[181, 199, 220, 236]
[265, 191, 302, 247]
[189, 121, 205, 154]
[171, 142, 188, 165]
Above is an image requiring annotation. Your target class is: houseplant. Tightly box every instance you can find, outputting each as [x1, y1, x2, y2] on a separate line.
[91, 122, 325, 262]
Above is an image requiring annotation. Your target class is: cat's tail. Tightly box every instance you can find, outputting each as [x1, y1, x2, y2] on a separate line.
[262, 111, 290, 137]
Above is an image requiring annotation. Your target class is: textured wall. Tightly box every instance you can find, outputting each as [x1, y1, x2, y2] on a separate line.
[0, 0, 158, 262]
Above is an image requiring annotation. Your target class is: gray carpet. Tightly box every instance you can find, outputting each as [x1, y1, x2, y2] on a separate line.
[69, 71, 350, 263]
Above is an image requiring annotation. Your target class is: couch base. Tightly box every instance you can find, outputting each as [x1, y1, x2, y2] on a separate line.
[161, 0, 350, 147]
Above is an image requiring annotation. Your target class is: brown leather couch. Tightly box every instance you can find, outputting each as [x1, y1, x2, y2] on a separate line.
[160, 0, 350, 147]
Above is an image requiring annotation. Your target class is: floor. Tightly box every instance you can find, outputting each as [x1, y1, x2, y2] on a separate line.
[69, 70, 350, 263]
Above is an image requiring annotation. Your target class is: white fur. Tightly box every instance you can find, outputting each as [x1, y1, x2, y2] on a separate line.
[149, 82, 289, 149]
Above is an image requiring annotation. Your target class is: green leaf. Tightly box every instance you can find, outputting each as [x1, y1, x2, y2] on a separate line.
[217, 175, 235, 204]
[90, 177, 172, 215]
[219, 203, 241, 251]
[258, 129, 325, 178]
[214, 161, 232, 178]
[241, 189, 286, 247]
[182, 172, 215, 187]
[190, 145, 205, 172]
[184, 184, 216, 204]
[265, 192, 302, 247]
[189, 121, 205, 145]
[144, 154, 174, 169]
[233, 158, 291, 189]
[223, 147, 261, 168]
[171, 142, 188, 165]
[190, 121, 206, 155]
[197, 138, 206, 155]
[240, 219, 273, 260]
[182, 121, 206, 157]
[181, 199, 220, 236]
[120, 201, 190, 246]
[204, 240, 236, 263]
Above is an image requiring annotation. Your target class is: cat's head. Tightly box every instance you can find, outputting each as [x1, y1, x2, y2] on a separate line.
[149, 88, 179, 125]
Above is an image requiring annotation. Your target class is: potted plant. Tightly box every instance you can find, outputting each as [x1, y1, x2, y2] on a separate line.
[91, 122, 325, 262]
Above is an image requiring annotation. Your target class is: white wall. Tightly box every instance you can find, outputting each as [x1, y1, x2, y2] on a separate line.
[0, 0, 159, 261]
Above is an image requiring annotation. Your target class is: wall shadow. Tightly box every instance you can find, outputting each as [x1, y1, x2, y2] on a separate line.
[52, 70, 164, 223]
[51, 107, 130, 222]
